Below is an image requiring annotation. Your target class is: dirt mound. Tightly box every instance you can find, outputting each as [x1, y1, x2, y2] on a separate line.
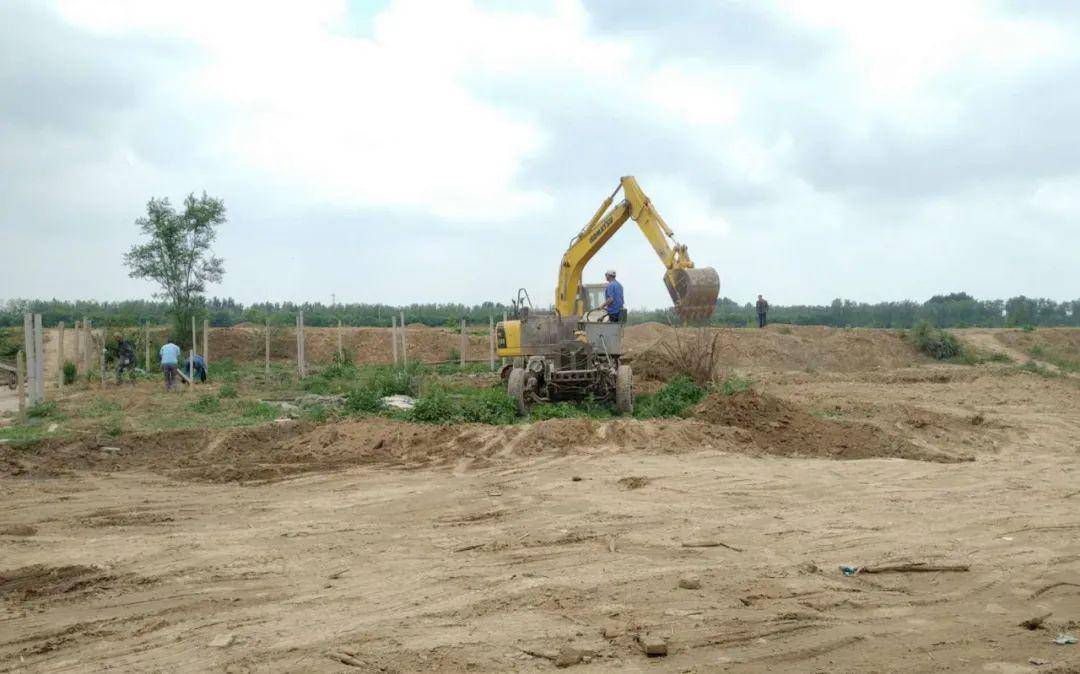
[626, 324, 928, 376]
[0, 565, 112, 600]
[694, 390, 966, 462]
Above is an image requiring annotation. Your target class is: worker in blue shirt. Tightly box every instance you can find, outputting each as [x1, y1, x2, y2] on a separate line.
[160, 341, 181, 391]
[602, 269, 626, 323]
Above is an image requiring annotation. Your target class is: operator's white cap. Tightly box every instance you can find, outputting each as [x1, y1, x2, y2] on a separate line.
[605, 269, 616, 276]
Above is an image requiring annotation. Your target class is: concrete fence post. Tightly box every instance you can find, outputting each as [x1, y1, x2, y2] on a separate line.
[264, 318, 270, 376]
[22, 313, 35, 404]
[144, 322, 150, 371]
[74, 320, 82, 373]
[460, 318, 467, 367]
[489, 316, 496, 371]
[337, 320, 343, 361]
[399, 311, 407, 367]
[203, 318, 209, 377]
[84, 318, 91, 374]
[393, 315, 401, 365]
[16, 350, 26, 424]
[34, 314, 44, 401]
[57, 321, 65, 390]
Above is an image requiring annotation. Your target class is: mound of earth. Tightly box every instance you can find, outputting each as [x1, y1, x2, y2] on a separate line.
[694, 390, 966, 462]
[625, 324, 929, 377]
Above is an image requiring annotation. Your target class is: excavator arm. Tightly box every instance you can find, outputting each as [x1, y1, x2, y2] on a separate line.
[554, 176, 720, 321]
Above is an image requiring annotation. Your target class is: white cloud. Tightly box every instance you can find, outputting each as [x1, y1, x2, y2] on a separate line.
[3, 0, 1080, 306]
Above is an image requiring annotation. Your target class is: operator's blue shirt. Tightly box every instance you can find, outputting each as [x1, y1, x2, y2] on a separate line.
[605, 279, 624, 316]
[159, 343, 181, 366]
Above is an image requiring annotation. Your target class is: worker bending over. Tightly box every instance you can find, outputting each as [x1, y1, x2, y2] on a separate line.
[603, 269, 626, 323]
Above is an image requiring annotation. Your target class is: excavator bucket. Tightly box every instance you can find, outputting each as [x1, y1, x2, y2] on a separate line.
[664, 267, 720, 323]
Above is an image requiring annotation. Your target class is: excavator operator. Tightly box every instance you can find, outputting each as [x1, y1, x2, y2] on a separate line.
[602, 269, 626, 323]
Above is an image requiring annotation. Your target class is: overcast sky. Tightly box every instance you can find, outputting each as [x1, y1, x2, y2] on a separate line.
[2, 0, 1078, 309]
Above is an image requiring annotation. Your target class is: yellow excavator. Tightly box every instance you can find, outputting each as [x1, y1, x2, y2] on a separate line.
[496, 176, 720, 414]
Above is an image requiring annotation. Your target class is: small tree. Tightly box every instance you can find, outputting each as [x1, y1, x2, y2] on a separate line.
[124, 193, 226, 343]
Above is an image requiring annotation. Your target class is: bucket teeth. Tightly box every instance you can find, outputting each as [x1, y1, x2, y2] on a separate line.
[664, 268, 720, 322]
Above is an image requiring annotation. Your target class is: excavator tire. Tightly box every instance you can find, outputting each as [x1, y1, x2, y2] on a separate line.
[615, 364, 633, 415]
[508, 367, 528, 416]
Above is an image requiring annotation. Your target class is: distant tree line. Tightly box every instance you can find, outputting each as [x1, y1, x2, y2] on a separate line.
[1, 292, 1077, 330]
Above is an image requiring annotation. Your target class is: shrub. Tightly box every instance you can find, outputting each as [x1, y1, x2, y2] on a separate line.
[365, 367, 413, 397]
[1021, 324, 1036, 333]
[191, 394, 221, 413]
[63, 361, 78, 385]
[459, 388, 516, 425]
[635, 375, 706, 418]
[912, 321, 964, 360]
[411, 388, 458, 424]
[345, 386, 384, 414]
[305, 403, 331, 423]
[219, 383, 238, 398]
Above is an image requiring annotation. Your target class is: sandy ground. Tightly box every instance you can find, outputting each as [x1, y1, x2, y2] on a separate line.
[2, 330, 1080, 672]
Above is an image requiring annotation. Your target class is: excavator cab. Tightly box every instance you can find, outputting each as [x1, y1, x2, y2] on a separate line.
[579, 284, 608, 320]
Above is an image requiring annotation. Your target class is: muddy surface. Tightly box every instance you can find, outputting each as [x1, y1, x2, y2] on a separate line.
[2, 329, 1080, 672]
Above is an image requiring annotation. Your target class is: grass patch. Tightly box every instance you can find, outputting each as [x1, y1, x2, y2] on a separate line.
[27, 401, 60, 419]
[719, 374, 753, 396]
[1019, 360, 1058, 378]
[219, 383, 238, 398]
[63, 361, 78, 385]
[635, 376, 707, 419]
[190, 394, 221, 413]
[530, 402, 588, 420]
[239, 400, 279, 421]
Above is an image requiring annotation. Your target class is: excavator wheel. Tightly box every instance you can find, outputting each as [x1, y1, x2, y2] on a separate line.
[615, 364, 634, 415]
[508, 367, 528, 416]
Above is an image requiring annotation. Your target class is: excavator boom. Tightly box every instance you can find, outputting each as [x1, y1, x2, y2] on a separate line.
[555, 176, 720, 322]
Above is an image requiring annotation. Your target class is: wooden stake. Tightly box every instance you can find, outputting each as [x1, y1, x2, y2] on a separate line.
[391, 315, 399, 365]
[34, 314, 44, 401]
[460, 318, 467, 367]
[489, 316, 495, 371]
[399, 311, 407, 367]
[16, 350, 25, 424]
[264, 318, 270, 376]
[337, 319, 343, 360]
[57, 321, 65, 390]
[99, 331, 106, 387]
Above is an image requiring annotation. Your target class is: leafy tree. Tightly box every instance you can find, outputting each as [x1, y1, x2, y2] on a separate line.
[123, 193, 226, 344]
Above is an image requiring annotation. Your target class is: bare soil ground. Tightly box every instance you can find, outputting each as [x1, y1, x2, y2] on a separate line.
[3, 327, 1080, 672]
